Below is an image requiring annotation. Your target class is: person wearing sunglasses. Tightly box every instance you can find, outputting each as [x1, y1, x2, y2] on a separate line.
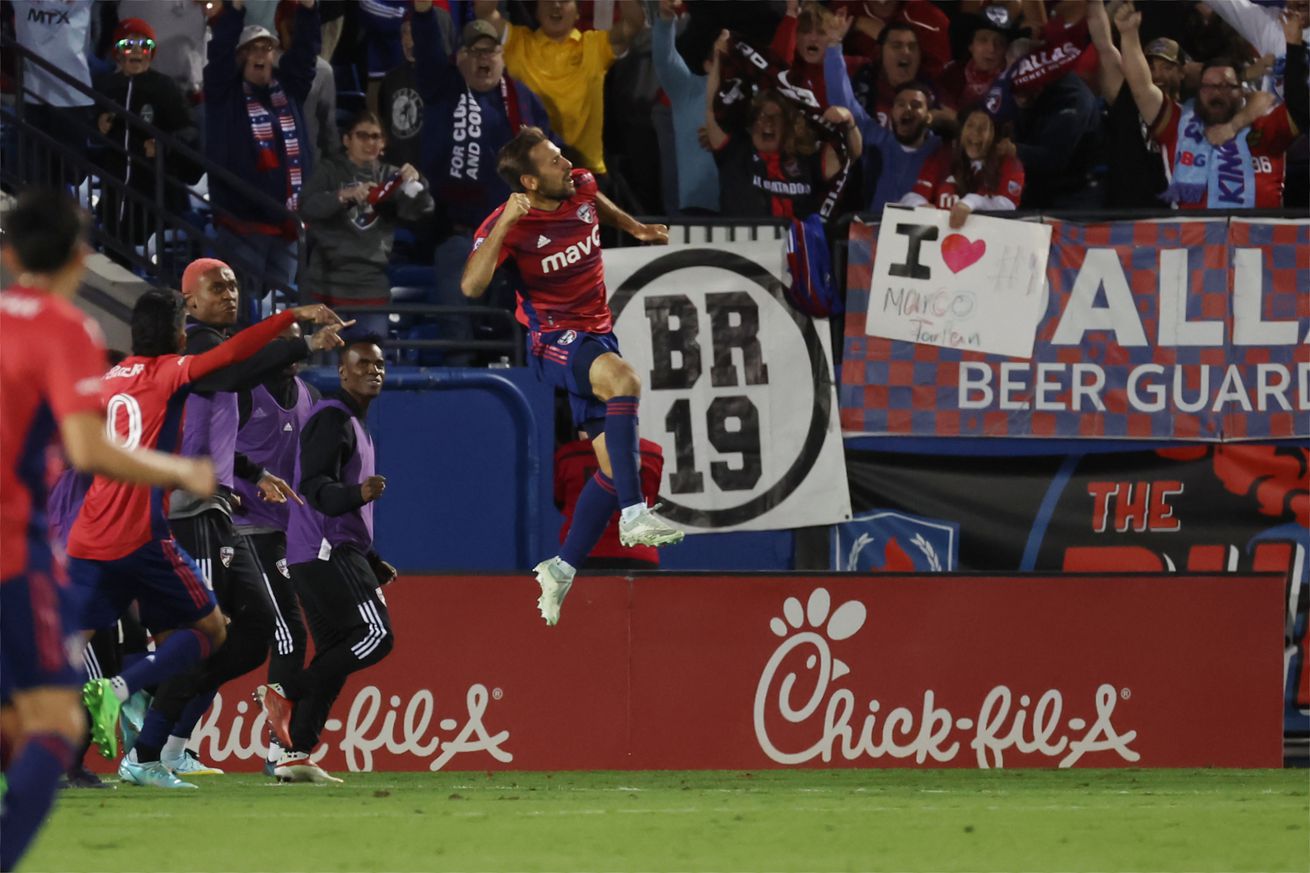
[91, 17, 201, 253]
[299, 110, 434, 341]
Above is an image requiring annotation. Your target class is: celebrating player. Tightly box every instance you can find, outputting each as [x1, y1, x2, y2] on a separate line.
[69, 291, 344, 788]
[0, 192, 215, 869]
[231, 323, 319, 773]
[255, 338, 395, 784]
[461, 127, 684, 627]
[132, 258, 346, 782]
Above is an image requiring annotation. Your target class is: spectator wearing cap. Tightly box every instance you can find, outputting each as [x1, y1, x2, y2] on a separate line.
[116, 0, 209, 105]
[473, 0, 647, 177]
[938, 10, 1018, 113]
[413, 1, 554, 363]
[92, 17, 201, 250]
[203, 0, 320, 319]
[901, 106, 1024, 227]
[650, 0, 719, 215]
[1115, 1, 1307, 210]
[826, 36, 939, 212]
[1088, 0, 1217, 208]
[299, 110, 434, 340]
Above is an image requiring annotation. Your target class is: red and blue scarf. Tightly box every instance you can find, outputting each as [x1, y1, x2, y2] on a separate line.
[244, 79, 304, 211]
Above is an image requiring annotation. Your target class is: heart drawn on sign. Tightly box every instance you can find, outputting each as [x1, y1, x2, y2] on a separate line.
[940, 234, 986, 273]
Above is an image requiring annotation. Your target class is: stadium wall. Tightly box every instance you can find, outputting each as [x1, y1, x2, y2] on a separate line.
[144, 573, 1283, 773]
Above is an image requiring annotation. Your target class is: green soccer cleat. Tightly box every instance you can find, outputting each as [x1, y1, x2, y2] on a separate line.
[82, 678, 122, 761]
[118, 757, 197, 789]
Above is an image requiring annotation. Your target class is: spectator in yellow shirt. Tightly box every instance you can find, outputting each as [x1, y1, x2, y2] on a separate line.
[473, 0, 646, 176]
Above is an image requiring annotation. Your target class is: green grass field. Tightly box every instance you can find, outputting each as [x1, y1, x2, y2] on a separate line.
[25, 769, 1309, 872]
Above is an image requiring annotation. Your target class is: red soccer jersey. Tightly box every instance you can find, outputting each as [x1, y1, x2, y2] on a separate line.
[472, 169, 612, 333]
[1152, 100, 1297, 209]
[65, 355, 195, 561]
[65, 308, 297, 561]
[911, 151, 1025, 208]
[1, 288, 107, 580]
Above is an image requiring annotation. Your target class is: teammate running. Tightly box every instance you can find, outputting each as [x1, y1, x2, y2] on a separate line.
[69, 291, 345, 788]
[462, 126, 684, 627]
[1, 192, 214, 869]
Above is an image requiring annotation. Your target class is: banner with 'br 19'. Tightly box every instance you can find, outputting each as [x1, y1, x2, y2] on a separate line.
[842, 216, 1308, 439]
[149, 573, 1282, 773]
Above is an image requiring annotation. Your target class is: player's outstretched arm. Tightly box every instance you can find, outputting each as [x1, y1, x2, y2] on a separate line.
[595, 189, 669, 245]
[61, 412, 217, 496]
[188, 305, 346, 382]
[462, 194, 530, 298]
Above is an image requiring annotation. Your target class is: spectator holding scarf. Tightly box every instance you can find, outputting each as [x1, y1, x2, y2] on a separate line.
[413, 1, 553, 362]
[901, 106, 1023, 227]
[1116, 1, 1307, 210]
[706, 30, 860, 220]
[204, 0, 320, 316]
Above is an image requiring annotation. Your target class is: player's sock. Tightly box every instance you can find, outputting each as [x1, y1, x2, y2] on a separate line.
[0, 732, 76, 870]
[604, 396, 643, 508]
[561, 472, 618, 568]
[118, 629, 210, 696]
[132, 708, 174, 763]
[160, 734, 189, 763]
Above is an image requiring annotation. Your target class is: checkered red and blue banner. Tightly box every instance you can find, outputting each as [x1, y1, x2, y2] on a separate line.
[841, 217, 1309, 440]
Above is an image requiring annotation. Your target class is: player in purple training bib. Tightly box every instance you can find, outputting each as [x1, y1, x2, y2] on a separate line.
[463, 126, 685, 627]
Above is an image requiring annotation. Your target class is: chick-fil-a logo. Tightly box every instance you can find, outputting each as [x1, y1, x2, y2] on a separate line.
[192, 683, 511, 772]
[753, 588, 1140, 768]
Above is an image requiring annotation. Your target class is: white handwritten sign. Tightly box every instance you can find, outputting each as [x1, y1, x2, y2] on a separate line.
[867, 206, 1052, 359]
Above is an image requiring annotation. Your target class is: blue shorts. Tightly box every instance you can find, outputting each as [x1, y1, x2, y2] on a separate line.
[528, 329, 620, 435]
[1, 547, 84, 701]
[70, 538, 217, 634]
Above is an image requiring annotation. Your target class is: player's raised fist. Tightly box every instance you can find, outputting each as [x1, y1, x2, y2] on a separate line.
[361, 475, 387, 502]
[502, 193, 532, 225]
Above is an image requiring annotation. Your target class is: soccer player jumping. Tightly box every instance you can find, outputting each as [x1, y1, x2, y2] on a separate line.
[462, 127, 684, 626]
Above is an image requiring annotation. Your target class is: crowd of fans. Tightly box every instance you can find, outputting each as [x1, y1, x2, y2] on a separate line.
[4, 0, 1308, 338]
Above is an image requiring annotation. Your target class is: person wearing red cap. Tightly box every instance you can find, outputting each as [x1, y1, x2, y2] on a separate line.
[92, 17, 201, 255]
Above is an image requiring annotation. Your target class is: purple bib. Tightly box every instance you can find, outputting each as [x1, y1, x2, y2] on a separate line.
[233, 377, 314, 532]
[286, 398, 375, 564]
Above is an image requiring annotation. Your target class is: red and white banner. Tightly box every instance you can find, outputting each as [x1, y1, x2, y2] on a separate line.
[149, 574, 1281, 772]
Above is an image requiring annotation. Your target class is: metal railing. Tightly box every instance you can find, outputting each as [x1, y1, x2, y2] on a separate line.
[332, 304, 525, 365]
[0, 38, 305, 315]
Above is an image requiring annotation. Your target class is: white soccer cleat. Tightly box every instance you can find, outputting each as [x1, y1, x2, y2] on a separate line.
[533, 557, 574, 627]
[618, 503, 685, 548]
[162, 748, 224, 776]
[273, 750, 343, 784]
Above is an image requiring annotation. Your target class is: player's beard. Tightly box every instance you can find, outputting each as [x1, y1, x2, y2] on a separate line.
[536, 175, 575, 201]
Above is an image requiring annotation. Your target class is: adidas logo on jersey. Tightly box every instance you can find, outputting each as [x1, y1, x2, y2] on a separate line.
[283, 422, 294, 432]
[539, 225, 602, 274]
[537, 234, 551, 248]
